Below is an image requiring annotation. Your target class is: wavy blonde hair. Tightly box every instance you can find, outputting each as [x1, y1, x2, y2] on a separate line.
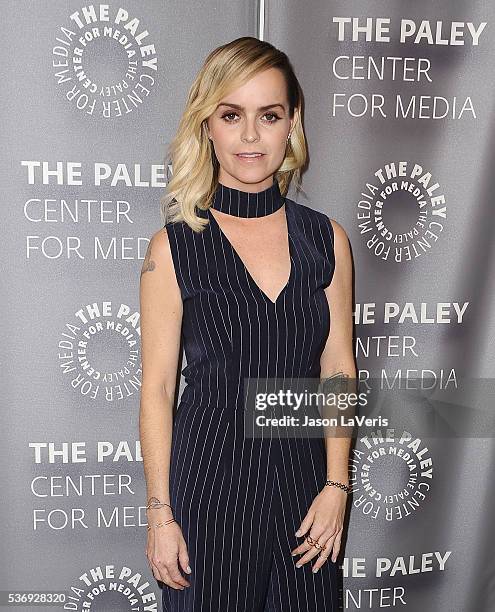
[160, 36, 308, 233]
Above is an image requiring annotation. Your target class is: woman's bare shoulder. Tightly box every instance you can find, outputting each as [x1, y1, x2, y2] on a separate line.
[325, 218, 353, 275]
[142, 227, 173, 271]
[140, 226, 181, 302]
[327, 217, 350, 244]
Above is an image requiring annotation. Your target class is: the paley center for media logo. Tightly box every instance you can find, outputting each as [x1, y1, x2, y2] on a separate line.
[52, 5, 158, 117]
[350, 428, 433, 521]
[64, 562, 158, 610]
[356, 161, 447, 263]
[58, 300, 141, 402]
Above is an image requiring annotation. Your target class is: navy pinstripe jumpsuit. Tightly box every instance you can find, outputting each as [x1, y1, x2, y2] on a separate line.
[162, 179, 338, 611]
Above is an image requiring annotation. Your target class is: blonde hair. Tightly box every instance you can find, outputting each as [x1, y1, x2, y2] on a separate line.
[160, 36, 308, 232]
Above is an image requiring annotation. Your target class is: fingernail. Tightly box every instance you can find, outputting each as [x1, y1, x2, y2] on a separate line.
[295, 530, 301, 537]
[296, 563, 301, 568]
[186, 566, 192, 573]
[313, 567, 319, 573]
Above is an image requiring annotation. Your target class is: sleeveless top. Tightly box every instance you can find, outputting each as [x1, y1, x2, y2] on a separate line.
[164, 178, 335, 476]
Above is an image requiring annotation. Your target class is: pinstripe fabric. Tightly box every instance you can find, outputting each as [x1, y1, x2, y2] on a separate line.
[162, 180, 338, 611]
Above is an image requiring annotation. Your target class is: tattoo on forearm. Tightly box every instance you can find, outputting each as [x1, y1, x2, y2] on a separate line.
[141, 242, 155, 276]
[321, 371, 351, 394]
[319, 371, 356, 436]
[147, 496, 170, 509]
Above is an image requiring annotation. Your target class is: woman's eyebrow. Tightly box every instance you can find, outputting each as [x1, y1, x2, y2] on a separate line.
[217, 102, 285, 111]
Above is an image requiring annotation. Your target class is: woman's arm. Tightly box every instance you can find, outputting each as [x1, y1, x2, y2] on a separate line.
[140, 227, 182, 516]
[290, 219, 356, 569]
[139, 227, 191, 589]
[320, 218, 356, 487]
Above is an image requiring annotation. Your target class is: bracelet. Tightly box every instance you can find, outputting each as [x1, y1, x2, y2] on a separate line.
[325, 479, 351, 494]
[146, 518, 176, 531]
[146, 498, 173, 511]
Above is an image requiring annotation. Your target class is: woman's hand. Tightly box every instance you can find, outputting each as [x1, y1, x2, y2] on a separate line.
[146, 512, 192, 590]
[291, 486, 347, 572]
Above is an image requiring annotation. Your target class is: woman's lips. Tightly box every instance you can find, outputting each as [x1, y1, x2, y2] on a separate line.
[235, 153, 265, 162]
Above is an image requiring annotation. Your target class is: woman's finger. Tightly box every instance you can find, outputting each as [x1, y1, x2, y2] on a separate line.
[311, 539, 334, 573]
[160, 567, 180, 589]
[294, 530, 330, 567]
[291, 538, 313, 558]
[178, 538, 192, 576]
[291, 517, 331, 556]
[166, 555, 190, 588]
[294, 509, 315, 538]
[308, 529, 339, 571]
[153, 554, 187, 589]
[331, 530, 343, 562]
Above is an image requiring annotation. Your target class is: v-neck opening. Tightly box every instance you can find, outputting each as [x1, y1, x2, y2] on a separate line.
[207, 202, 294, 305]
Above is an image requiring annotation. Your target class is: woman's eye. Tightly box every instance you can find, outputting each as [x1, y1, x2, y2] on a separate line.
[220, 112, 281, 123]
[221, 112, 239, 122]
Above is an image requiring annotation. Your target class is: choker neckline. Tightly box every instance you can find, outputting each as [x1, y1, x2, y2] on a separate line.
[210, 179, 285, 218]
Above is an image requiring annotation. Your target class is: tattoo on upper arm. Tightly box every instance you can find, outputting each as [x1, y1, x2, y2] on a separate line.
[141, 241, 156, 276]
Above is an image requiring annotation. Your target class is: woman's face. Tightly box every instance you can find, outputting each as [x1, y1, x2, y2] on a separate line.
[206, 67, 297, 192]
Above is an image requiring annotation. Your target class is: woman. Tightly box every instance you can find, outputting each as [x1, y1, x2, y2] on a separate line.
[139, 36, 355, 612]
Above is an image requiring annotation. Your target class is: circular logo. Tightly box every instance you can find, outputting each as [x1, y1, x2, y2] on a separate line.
[52, 5, 158, 117]
[350, 429, 433, 521]
[65, 563, 157, 610]
[58, 300, 141, 402]
[356, 161, 447, 262]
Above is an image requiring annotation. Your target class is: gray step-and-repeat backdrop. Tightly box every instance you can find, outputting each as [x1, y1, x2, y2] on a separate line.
[2, 1, 493, 611]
